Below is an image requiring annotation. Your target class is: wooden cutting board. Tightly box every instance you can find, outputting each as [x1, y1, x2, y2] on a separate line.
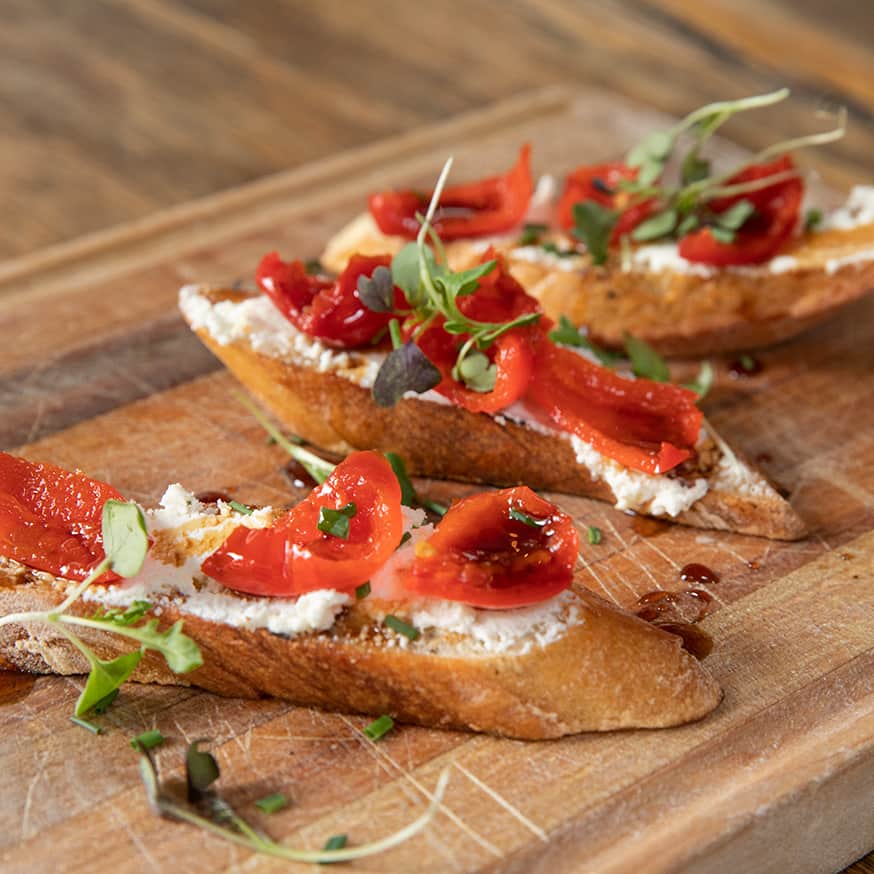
[1, 86, 873, 874]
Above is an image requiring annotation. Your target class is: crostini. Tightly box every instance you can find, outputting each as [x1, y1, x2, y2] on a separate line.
[321, 91, 874, 357]
[0, 450, 721, 738]
[180, 232, 805, 540]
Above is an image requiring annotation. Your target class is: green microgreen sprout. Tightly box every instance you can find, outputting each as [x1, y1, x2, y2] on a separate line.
[385, 452, 448, 518]
[363, 157, 541, 403]
[570, 89, 846, 262]
[234, 390, 336, 484]
[0, 500, 203, 719]
[136, 740, 450, 864]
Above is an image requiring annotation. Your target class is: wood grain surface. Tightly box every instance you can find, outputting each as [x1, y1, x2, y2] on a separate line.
[2, 2, 873, 871]
[1, 86, 873, 873]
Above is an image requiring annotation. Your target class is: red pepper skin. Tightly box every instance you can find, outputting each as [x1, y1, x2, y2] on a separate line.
[0, 452, 124, 582]
[402, 486, 578, 608]
[412, 251, 542, 414]
[557, 161, 657, 242]
[369, 146, 534, 241]
[257, 253, 403, 348]
[201, 451, 403, 597]
[524, 343, 702, 475]
[678, 156, 802, 265]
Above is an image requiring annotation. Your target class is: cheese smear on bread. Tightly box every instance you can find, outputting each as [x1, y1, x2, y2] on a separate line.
[60, 486, 582, 653]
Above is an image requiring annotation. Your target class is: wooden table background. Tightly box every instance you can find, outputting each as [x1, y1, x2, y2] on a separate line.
[3, 2, 872, 871]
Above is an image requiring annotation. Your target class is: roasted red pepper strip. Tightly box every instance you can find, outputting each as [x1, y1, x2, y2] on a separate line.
[257, 252, 403, 348]
[678, 156, 802, 265]
[403, 486, 578, 608]
[0, 452, 124, 582]
[412, 252, 541, 414]
[202, 451, 403, 597]
[524, 343, 702, 475]
[557, 161, 657, 241]
[369, 146, 534, 241]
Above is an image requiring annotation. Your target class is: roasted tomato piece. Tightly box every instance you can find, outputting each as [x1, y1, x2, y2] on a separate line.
[202, 451, 403, 597]
[524, 343, 702, 475]
[678, 156, 802, 265]
[369, 146, 533, 241]
[411, 252, 542, 414]
[0, 452, 124, 581]
[557, 161, 657, 242]
[403, 487, 577, 608]
[257, 252, 403, 348]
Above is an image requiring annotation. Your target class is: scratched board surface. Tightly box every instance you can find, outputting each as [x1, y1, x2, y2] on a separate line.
[1, 88, 873, 874]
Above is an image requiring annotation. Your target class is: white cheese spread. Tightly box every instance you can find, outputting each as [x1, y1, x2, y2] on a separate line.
[821, 186, 874, 231]
[825, 249, 874, 275]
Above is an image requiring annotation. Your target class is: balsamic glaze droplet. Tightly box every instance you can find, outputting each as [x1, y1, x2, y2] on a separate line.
[680, 562, 720, 585]
[195, 490, 233, 504]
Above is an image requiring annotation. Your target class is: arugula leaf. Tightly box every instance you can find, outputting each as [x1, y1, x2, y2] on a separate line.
[453, 350, 497, 393]
[372, 341, 441, 407]
[624, 334, 670, 382]
[684, 361, 715, 398]
[548, 315, 622, 366]
[631, 209, 678, 242]
[572, 202, 618, 266]
[357, 266, 395, 313]
[509, 507, 547, 528]
[317, 503, 356, 539]
[75, 649, 143, 717]
[186, 740, 220, 802]
[102, 500, 149, 578]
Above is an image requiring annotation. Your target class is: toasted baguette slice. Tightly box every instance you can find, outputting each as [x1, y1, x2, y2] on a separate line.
[0, 560, 721, 740]
[320, 206, 874, 358]
[179, 286, 806, 541]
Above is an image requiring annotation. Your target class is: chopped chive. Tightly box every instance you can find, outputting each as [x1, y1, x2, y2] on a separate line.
[304, 258, 323, 275]
[804, 208, 823, 231]
[70, 716, 103, 735]
[255, 792, 288, 814]
[317, 503, 356, 539]
[362, 715, 394, 741]
[130, 729, 165, 751]
[355, 581, 371, 600]
[229, 500, 254, 515]
[587, 526, 602, 545]
[510, 507, 547, 528]
[517, 222, 548, 246]
[320, 833, 348, 864]
[91, 688, 119, 715]
[384, 615, 420, 641]
[397, 531, 412, 549]
[739, 353, 756, 372]
[540, 241, 576, 258]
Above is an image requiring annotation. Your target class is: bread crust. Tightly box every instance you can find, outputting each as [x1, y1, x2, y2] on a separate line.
[321, 213, 874, 357]
[184, 288, 805, 541]
[0, 568, 722, 739]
